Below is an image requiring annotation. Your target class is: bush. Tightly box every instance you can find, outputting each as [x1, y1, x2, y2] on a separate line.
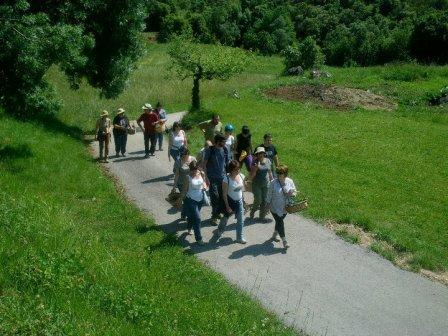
[283, 36, 324, 72]
[410, 11, 448, 64]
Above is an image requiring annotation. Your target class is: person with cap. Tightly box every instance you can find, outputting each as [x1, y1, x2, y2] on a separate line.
[235, 125, 253, 172]
[137, 103, 159, 158]
[257, 133, 280, 176]
[154, 102, 167, 151]
[266, 164, 297, 249]
[95, 110, 112, 162]
[203, 133, 229, 225]
[224, 124, 235, 161]
[217, 160, 247, 244]
[249, 146, 273, 221]
[198, 114, 223, 144]
[112, 108, 130, 157]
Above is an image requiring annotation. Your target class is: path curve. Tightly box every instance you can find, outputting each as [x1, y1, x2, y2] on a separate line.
[93, 112, 448, 336]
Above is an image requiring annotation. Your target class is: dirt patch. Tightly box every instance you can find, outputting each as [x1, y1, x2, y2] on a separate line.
[264, 84, 397, 111]
[325, 220, 447, 287]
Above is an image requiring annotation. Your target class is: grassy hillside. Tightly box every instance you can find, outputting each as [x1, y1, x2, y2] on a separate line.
[47, 39, 448, 273]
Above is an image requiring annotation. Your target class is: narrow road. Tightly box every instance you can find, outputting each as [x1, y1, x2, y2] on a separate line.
[93, 112, 448, 336]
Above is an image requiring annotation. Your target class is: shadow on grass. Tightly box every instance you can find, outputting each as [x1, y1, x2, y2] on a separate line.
[31, 112, 83, 139]
[0, 144, 33, 161]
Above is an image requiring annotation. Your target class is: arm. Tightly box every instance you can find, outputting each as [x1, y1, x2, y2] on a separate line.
[182, 130, 188, 147]
[222, 180, 232, 213]
[266, 179, 274, 206]
[286, 179, 297, 197]
[172, 165, 180, 192]
[168, 133, 172, 160]
[274, 154, 279, 167]
[94, 119, 99, 139]
[268, 168, 273, 182]
[137, 115, 144, 133]
[198, 120, 208, 133]
[249, 163, 258, 179]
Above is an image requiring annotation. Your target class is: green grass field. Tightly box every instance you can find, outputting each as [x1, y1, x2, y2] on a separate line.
[47, 39, 448, 272]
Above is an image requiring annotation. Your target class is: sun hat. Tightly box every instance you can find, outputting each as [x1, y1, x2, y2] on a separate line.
[101, 110, 109, 117]
[254, 146, 266, 155]
[117, 108, 125, 114]
[142, 103, 152, 110]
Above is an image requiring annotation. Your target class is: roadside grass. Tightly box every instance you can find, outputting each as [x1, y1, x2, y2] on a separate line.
[46, 40, 448, 272]
[0, 111, 298, 335]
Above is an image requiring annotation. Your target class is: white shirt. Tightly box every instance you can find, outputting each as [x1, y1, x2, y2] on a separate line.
[186, 175, 204, 202]
[224, 173, 245, 201]
[171, 130, 185, 149]
[266, 177, 297, 216]
[225, 135, 235, 154]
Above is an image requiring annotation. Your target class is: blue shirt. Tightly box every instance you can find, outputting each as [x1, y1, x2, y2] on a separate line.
[204, 146, 228, 180]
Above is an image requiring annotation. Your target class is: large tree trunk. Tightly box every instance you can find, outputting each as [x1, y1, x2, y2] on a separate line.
[191, 67, 202, 111]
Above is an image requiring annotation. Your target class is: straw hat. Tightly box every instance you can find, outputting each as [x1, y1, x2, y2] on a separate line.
[141, 103, 152, 110]
[101, 110, 109, 117]
[254, 146, 266, 155]
[117, 108, 125, 115]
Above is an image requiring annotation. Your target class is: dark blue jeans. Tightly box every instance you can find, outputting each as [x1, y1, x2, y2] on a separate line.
[114, 133, 127, 155]
[184, 197, 203, 242]
[208, 176, 224, 218]
[156, 132, 164, 150]
[144, 133, 156, 155]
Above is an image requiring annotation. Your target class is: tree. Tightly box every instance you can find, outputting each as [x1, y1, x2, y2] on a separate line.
[168, 39, 249, 111]
[283, 36, 324, 72]
[0, 0, 147, 118]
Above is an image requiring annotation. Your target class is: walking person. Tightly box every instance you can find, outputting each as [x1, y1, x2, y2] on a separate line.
[182, 161, 208, 245]
[266, 165, 297, 249]
[137, 103, 159, 158]
[257, 133, 279, 175]
[196, 140, 212, 167]
[168, 121, 187, 166]
[203, 133, 229, 225]
[224, 124, 236, 161]
[112, 108, 129, 157]
[198, 114, 223, 143]
[172, 148, 197, 221]
[217, 160, 247, 244]
[154, 102, 167, 151]
[249, 146, 273, 221]
[95, 110, 112, 163]
[235, 125, 253, 172]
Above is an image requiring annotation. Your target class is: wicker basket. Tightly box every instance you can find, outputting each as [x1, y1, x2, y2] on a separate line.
[127, 126, 136, 135]
[165, 191, 182, 210]
[285, 199, 308, 214]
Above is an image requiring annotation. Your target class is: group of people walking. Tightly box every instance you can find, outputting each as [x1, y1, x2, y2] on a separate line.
[169, 114, 298, 249]
[96, 107, 299, 250]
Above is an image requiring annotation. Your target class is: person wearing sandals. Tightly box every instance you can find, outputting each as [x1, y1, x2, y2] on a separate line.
[249, 146, 273, 221]
[95, 110, 112, 163]
[172, 148, 197, 221]
[168, 121, 187, 167]
[217, 160, 247, 244]
[112, 108, 129, 157]
[235, 125, 253, 172]
[182, 161, 207, 245]
[266, 165, 297, 249]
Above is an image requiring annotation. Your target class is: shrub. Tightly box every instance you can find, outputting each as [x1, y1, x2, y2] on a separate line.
[283, 36, 324, 72]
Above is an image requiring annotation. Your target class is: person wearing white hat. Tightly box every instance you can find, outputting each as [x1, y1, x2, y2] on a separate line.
[95, 110, 112, 162]
[112, 108, 130, 157]
[137, 103, 159, 158]
[249, 146, 273, 221]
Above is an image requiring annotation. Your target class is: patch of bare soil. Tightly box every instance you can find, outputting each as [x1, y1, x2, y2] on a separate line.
[325, 220, 448, 287]
[264, 84, 397, 111]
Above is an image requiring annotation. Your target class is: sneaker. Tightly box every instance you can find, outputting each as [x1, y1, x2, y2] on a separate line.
[282, 239, 290, 249]
[236, 237, 247, 244]
[144, 154, 150, 158]
[196, 240, 205, 246]
[115, 153, 120, 158]
[271, 231, 280, 242]
[187, 229, 193, 235]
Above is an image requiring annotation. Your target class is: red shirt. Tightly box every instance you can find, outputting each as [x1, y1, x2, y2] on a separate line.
[137, 112, 159, 134]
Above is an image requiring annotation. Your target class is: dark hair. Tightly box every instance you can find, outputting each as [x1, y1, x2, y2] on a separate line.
[227, 160, 240, 173]
[212, 114, 220, 119]
[172, 121, 180, 130]
[242, 125, 250, 134]
[264, 133, 272, 140]
[189, 161, 200, 171]
[156, 101, 162, 108]
[276, 164, 289, 176]
[214, 133, 226, 143]
[180, 147, 190, 156]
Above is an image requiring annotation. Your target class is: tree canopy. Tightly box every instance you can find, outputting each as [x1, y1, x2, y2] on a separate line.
[0, 0, 148, 117]
[168, 39, 248, 110]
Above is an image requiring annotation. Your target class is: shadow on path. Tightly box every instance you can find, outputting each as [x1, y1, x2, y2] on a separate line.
[142, 174, 174, 184]
[229, 240, 286, 259]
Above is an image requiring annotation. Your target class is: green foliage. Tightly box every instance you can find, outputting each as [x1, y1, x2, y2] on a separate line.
[426, 86, 448, 106]
[0, 0, 147, 117]
[168, 39, 249, 110]
[410, 11, 448, 64]
[282, 37, 325, 72]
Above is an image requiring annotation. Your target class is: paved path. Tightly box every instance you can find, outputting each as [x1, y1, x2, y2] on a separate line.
[94, 112, 448, 336]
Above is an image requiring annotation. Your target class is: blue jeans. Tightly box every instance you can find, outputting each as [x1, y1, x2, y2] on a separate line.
[184, 197, 203, 242]
[170, 147, 181, 173]
[219, 197, 244, 239]
[208, 176, 224, 218]
[156, 132, 163, 150]
[114, 133, 127, 155]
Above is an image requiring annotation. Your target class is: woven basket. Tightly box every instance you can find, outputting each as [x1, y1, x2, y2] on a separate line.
[127, 126, 136, 135]
[165, 191, 182, 209]
[285, 199, 308, 214]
